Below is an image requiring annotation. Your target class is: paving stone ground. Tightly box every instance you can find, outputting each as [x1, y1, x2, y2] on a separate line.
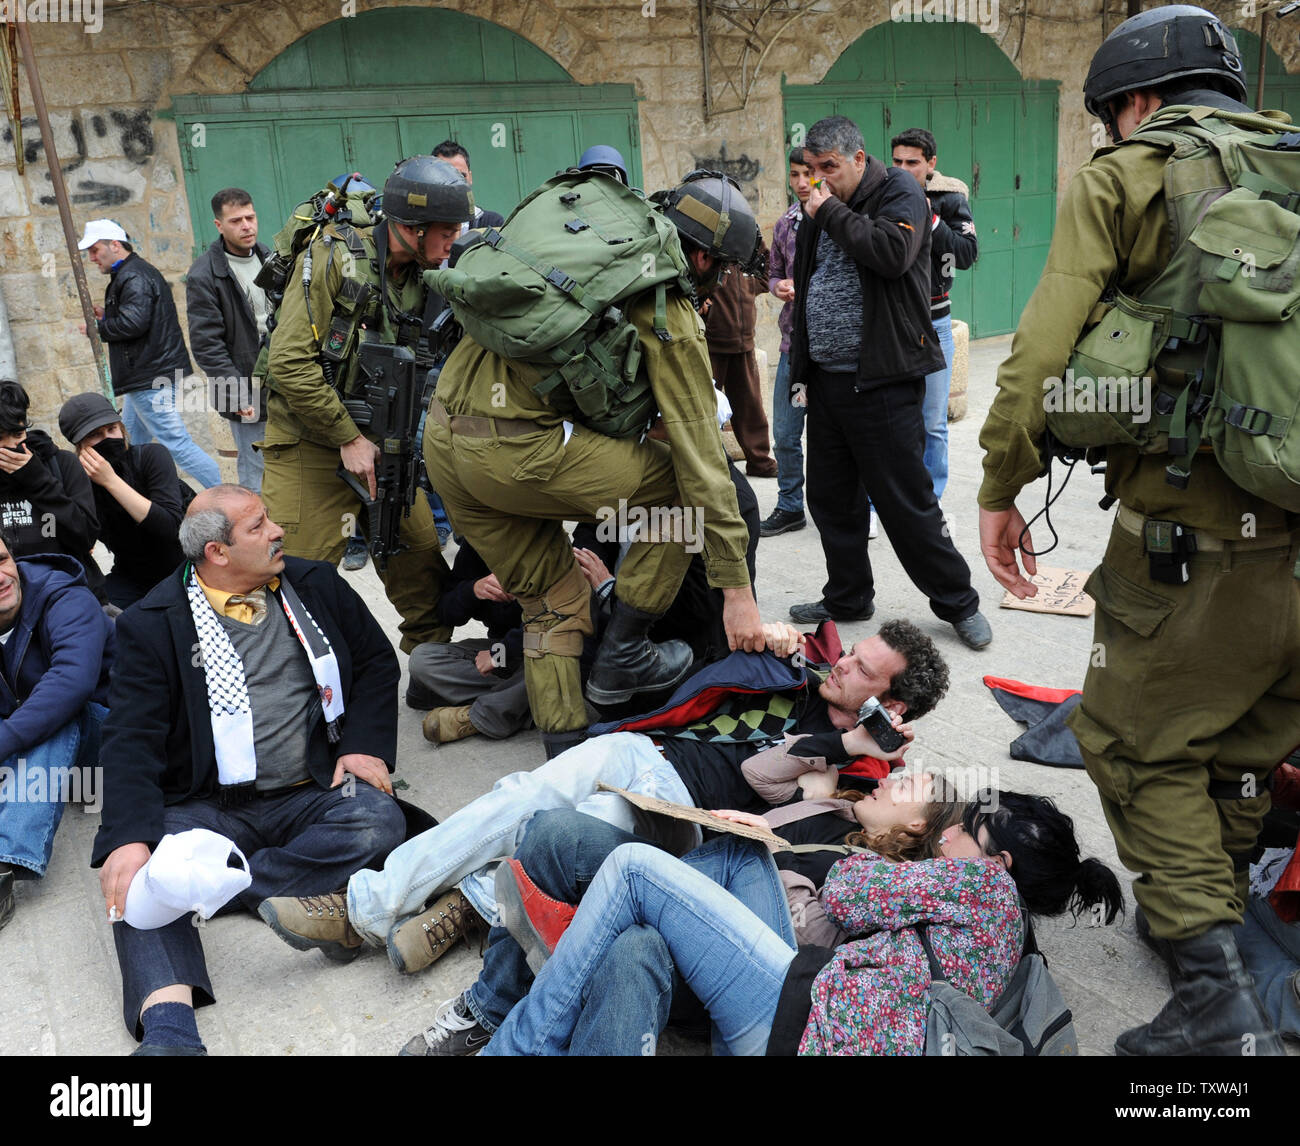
[2, 335, 1294, 1062]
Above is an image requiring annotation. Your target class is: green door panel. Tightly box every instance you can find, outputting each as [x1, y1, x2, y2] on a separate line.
[170, 9, 640, 260]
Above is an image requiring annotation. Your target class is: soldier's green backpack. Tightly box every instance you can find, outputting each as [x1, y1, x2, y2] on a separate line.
[919, 914, 1079, 1057]
[425, 169, 695, 439]
[1045, 107, 1300, 510]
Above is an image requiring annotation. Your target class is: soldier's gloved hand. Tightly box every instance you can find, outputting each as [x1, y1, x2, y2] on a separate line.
[978, 504, 1038, 599]
[340, 434, 381, 501]
[722, 586, 766, 653]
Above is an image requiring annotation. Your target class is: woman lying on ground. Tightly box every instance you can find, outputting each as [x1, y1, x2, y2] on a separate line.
[58, 392, 188, 609]
[477, 788, 1123, 1056]
[400, 768, 964, 1055]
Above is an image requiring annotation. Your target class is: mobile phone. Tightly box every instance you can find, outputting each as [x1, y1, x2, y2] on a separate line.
[856, 696, 906, 752]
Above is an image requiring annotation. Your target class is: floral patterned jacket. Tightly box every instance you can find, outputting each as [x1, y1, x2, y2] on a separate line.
[797, 855, 1023, 1055]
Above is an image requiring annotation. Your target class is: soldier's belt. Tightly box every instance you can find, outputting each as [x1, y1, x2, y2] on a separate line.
[1116, 504, 1296, 553]
[429, 397, 540, 439]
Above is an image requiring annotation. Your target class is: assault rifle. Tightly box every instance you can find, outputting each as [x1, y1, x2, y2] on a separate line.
[336, 310, 461, 570]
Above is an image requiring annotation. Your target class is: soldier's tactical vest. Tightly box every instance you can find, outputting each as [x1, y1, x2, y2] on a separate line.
[1046, 107, 1300, 510]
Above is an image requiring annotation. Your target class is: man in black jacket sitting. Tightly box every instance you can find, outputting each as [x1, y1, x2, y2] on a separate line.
[91, 484, 407, 1054]
[78, 219, 220, 489]
[785, 116, 990, 651]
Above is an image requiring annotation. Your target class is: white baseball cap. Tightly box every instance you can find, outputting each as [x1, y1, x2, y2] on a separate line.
[78, 219, 131, 250]
[122, 829, 252, 929]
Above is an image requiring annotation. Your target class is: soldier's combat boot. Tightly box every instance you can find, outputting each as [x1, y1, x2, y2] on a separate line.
[586, 601, 693, 706]
[1115, 924, 1285, 1056]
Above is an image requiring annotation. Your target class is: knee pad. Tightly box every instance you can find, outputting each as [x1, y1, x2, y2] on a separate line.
[517, 562, 592, 659]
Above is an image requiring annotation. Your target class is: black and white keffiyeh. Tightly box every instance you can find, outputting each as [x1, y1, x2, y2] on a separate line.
[186, 565, 345, 801]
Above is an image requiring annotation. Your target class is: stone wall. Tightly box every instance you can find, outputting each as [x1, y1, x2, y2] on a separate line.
[0, 0, 1294, 437]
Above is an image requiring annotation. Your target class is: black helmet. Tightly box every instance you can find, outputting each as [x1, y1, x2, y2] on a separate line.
[652, 170, 764, 277]
[1083, 5, 1247, 123]
[382, 155, 475, 227]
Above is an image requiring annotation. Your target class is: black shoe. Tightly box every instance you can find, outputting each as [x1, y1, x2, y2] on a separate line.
[541, 728, 589, 760]
[759, 508, 806, 537]
[399, 993, 491, 1056]
[951, 611, 992, 650]
[1115, 924, 1286, 1056]
[0, 864, 13, 933]
[404, 680, 439, 710]
[341, 536, 368, 572]
[586, 601, 693, 706]
[131, 1044, 207, 1056]
[788, 600, 874, 625]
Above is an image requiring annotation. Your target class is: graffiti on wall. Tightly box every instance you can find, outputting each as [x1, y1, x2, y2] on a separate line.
[2, 108, 155, 207]
[690, 143, 760, 185]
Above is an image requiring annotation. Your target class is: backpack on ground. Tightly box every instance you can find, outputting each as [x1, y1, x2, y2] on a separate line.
[425, 169, 695, 439]
[1045, 108, 1300, 510]
[919, 913, 1078, 1056]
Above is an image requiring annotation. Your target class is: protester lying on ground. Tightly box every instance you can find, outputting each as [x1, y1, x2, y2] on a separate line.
[0, 531, 114, 931]
[479, 790, 1123, 1055]
[91, 485, 409, 1055]
[257, 619, 947, 977]
[0, 381, 103, 602]
[58, 393, 189, 610]
[399, 772, 964, 1054]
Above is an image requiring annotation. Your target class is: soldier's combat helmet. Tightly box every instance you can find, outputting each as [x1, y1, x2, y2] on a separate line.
[1084, 5, 1247, 132]
[382, 155, 475, 227]
[652, 170, 765, 278]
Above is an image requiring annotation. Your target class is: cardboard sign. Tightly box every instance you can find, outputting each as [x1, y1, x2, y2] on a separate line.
[999, 566, 1095, 617]
[595, 782, 790, 847]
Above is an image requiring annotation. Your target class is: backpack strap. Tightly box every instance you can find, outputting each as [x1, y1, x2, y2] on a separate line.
[479, 228, 604, 318]
[916, 923, 947, 983]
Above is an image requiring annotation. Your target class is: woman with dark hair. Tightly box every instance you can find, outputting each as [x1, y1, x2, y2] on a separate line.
[478, 787, 1123, 1056]
[0, 380, 103, 600]
[57, 392, 187, 608]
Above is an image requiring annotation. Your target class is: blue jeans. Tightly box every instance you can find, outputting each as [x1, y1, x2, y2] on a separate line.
[121, 381, 222, 489]
[481, 837, 797, 1056]
[111, 780, 405, 1037]
[921, 313, 954, 501]
[424, 489, 451, 539]
[1236, 895, 1300, 1038]
[229, 419, 264, 492]
[0, 702, 107, 877]
[771, 352, 807, 514]
[467, 812, 679, 1051]
[347, 732, 697, 948]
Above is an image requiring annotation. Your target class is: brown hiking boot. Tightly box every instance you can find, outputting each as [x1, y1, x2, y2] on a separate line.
[386, 890, 484, 974]
[257, 892, 365, 963]
[422, 705, 478, 745]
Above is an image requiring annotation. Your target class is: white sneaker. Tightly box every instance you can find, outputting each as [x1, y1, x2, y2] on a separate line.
[868, 510, 879, 540]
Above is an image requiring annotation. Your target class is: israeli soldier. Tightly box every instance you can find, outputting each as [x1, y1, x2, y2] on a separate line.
[977, 5, 1295, 1055]
[425, 172, 767, 758]
[262, 156, 472, 651]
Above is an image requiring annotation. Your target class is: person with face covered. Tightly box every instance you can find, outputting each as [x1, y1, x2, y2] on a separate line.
[0, 381, 102, 600]
[59, 392, 187, 609]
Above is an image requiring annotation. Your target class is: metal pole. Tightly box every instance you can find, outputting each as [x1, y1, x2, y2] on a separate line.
[1255, 11, 1268, 112]
[13, 18, 112, 398]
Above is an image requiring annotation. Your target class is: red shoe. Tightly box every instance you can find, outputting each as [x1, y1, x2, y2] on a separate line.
[495, 858, 577, 974]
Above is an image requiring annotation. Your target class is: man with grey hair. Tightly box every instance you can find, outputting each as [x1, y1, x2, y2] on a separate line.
[785, 115, 990, 651]
[91, 484, 407, 1054]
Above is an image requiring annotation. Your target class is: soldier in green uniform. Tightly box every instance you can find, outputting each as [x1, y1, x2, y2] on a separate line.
[262, 156, 472, 652]
[978, 6, 1295, 1055]
[426, 174, 766, 758]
